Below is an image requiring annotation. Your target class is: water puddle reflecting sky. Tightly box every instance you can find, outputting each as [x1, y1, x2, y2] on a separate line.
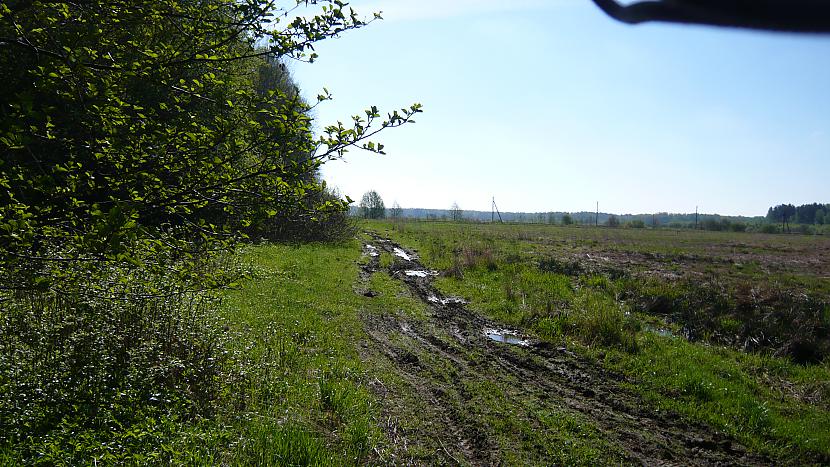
[393, 247, 412, 261]
[484, 328, 530, 346]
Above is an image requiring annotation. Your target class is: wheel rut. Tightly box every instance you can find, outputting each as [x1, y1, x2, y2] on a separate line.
[359, 234, 768, 466]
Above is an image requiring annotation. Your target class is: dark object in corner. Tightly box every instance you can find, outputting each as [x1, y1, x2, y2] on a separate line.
[591, 0, 830, 33]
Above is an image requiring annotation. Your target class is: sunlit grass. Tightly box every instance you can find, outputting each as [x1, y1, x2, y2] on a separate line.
[219, 241, 382, 465]
[371, 218, 830, 462]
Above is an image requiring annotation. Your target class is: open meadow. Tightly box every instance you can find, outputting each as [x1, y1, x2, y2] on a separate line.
[206, 221, 830, 464]
[5, 219, 829, 464]
[350, 220, 830, 464]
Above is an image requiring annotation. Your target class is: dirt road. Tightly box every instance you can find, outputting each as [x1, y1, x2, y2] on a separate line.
[359, 234, 767, 466]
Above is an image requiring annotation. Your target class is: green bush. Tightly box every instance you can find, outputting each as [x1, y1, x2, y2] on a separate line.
[248, 186, 356, 243]
[0, 265, 227, 462]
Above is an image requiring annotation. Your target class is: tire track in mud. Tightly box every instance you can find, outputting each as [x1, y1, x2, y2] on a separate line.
[360, 234, 768, 466]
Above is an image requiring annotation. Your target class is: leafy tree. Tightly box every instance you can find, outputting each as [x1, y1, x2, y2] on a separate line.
[606, 215, 620, 227]
[795, 203, 824, 224]
[561, 214, 573, 225]
[730, 222, 747, 232]
[360, 190, 386, 219]
[389, 201, 403, 219]
[450, 202, 463, 221]
[816, 209, 826, 225]
[0, 0, 421, 289]
[767, 204, 796, 232]
[0, 2, 420, 460]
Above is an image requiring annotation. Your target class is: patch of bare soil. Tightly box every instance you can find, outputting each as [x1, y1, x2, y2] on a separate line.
[358, 234, 769, 466]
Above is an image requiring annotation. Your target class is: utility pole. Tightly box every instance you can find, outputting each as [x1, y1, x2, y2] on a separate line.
[595, 202, 599, 226]
[695, 206, 699, 230]
[491, 197, 503, 223]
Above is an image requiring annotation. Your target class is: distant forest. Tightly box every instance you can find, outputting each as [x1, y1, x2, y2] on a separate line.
[766, 203, 829, 226]
[375, 208, 760, 226]
[353, 201, 830, 233]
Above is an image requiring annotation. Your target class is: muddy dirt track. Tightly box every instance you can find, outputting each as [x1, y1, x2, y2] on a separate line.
[358, 234, 769, 466]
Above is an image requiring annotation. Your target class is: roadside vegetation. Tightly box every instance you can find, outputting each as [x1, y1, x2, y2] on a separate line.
[218, 242, 384, 465]
[0, 0, 417, 463]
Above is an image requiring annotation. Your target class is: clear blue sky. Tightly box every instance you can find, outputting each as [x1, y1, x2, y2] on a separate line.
[291, 0, 830, 216]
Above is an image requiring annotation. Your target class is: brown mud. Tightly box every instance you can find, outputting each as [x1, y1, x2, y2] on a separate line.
[358, 234, 769, 466]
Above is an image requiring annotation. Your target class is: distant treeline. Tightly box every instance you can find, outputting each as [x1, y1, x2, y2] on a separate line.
[356, 207, 764, 227]
[353, 201, 830, 234]
[767, 203, 829, 225]
[364, 207, 765, 226]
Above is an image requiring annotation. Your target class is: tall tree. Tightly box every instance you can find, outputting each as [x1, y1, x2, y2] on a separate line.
[360, 190, 386, 219]
[0, 0, 420, 288]
[795, 203, 823, 225]
[547, 212, 556, 224]
[450, 202, 463, 221]
[767, 204, 796, 232]
[389, 201, 403, 219]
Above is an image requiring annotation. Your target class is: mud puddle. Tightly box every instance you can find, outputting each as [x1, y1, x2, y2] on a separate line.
[645, 325, 676, 338]
[484, 328, 530, 346]
[358, 234, 768, 466]
[427, 295, 466, 306]
[393, 247, 413, 261]
[403, 269, 437, 278]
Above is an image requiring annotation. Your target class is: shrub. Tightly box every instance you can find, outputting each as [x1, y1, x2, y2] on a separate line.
[249, 186, 356, 242]
[456, 246, 497, 271]
[0, 266, 227, 462]
[797, 224, 814, 235]
[632, 278, 830, 364]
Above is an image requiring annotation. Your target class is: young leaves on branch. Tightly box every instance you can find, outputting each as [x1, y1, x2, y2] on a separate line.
[0, 0, 421, 291]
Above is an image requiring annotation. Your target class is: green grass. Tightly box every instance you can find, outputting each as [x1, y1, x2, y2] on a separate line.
[370, 218, 830, 462]
[9, 221, 827, 463]
[366, 270, 430, 321]
[601, 337, 830, 460]
[218, 240, 383, 465]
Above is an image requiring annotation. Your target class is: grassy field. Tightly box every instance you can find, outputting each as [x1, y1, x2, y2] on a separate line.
[201, 220, 830, 464]
[365, 220, 830, 463]
[214, 241, 385, 465]
[214, 238, 626, 464]
[11, 222, 825, 463]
